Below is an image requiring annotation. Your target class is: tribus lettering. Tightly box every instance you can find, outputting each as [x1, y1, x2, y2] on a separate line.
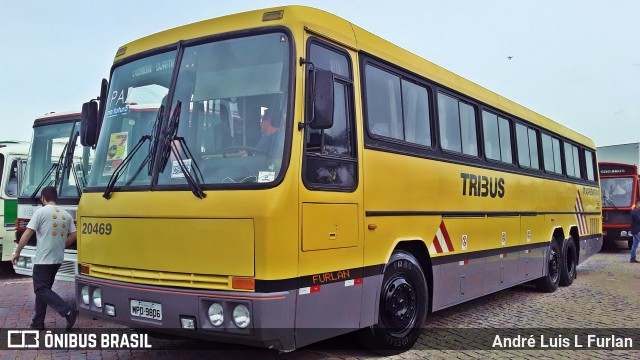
[460, 173, 505, 198]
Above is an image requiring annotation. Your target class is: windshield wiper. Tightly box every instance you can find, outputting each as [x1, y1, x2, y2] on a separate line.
[123, 105, 164, 186]
[30, 142, 68, 199]
[602, 195, 618, 209]
[102, 135, 151, 199]
[159, 101, 206, 199]
[148, 104, 164, 176]
[63, 131, 82, 197]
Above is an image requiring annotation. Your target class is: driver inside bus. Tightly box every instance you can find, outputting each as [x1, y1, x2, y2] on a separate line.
[255, 110, 280, 153]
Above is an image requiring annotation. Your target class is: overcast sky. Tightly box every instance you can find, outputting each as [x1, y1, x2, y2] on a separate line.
[1, 0, 638, 147]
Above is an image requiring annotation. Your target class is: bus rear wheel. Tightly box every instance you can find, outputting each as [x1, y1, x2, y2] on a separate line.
[536, 240, 560, 292]
[559, 238, 577, 286]
[358, 250, 428, 354]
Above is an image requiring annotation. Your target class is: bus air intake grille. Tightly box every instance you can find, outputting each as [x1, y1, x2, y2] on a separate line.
[59, 261, 76, 276]
[88, 264, 233, 290]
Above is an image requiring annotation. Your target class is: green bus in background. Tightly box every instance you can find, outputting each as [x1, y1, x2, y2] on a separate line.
[0, 141, 29, 262]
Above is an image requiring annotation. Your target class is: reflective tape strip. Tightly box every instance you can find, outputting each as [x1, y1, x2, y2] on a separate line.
[345, 278, 363, 287]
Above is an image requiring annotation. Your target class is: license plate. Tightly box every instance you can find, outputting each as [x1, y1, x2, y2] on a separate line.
[130, 300, 162, 320]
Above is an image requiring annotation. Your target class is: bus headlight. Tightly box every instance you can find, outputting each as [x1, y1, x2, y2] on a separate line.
[16, 257, 26, 268]
[81, 286, 90, 305]
[208, 303, 224, 327]
[232, 304, 251, 328]
[621, 231, 628, 236]
[25, 258, 33, 269]
[92, 288, 102, 308]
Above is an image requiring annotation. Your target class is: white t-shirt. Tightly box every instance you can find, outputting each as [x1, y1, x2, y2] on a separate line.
[27, 205, 76, 264]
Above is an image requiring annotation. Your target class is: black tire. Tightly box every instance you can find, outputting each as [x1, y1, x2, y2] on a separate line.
[357, 250, 428, 354]
[559, 238, 577, 286]
[536, 240, 561, 292]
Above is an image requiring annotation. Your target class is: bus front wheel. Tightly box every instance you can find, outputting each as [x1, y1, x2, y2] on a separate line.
[358, 250, 428, 354]
[559, 238, 577, 286]
[536, 240, 561, 292]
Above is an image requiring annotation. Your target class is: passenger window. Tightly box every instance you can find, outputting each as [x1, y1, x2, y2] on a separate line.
[542, 133, 562, 174]
[438, 93, 477, 156]
[584, 150, 595, 181]
[402, 81, 431, 146]
[482, 111, 512, 163]
[365, 66, 403, 140]
[364, 66, 432, 147]
[528, 128, 539, 169]
[516, 123, 539, 170]
[564, 143, 582, 178]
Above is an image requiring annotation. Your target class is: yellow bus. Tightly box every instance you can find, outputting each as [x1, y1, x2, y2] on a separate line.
[76, 6, 602, 352]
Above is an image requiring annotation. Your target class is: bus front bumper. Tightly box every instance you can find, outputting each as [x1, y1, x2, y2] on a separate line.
[13, 247, 77, 281]
[75, 275, 297, 351]
[602, 227, 633, 241]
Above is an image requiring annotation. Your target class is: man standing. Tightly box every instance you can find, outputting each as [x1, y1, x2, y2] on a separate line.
[630, 199, 640, 263]
[12, 186, 78, 330]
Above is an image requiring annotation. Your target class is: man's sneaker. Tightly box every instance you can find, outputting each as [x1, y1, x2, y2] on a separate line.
[65, 308, 79, 331]
[631, 259, 640, 263]
[29, 323, 44, 330]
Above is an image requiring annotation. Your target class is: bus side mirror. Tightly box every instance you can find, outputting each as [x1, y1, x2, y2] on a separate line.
[81, 101, 98, 147]
[81, 78, 109, 148]
[310, 69, 334, 130]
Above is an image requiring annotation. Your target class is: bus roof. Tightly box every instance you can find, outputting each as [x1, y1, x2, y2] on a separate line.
[0, 141, 30, 155]
[34, 110, 81, 124]
[114, 5, 595, 149]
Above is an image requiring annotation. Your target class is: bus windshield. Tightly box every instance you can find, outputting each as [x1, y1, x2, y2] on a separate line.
[601, 177, 634, 207]
[89, 32, 290, 189]
[20, 121, 90, 199]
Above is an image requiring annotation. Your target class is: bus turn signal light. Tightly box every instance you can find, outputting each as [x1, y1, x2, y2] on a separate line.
[79, 263, 90, 275]
[232, 277, 255, 291]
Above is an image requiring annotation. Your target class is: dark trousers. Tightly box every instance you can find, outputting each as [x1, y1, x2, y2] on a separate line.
[32, 264, 71, 326]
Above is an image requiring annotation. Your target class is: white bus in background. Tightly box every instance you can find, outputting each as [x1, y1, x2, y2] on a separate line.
[0, 141, 29, 262]
[13, 111, 93, 281]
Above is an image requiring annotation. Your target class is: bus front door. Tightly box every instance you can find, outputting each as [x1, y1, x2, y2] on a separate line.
[296, 36, 364, 347]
